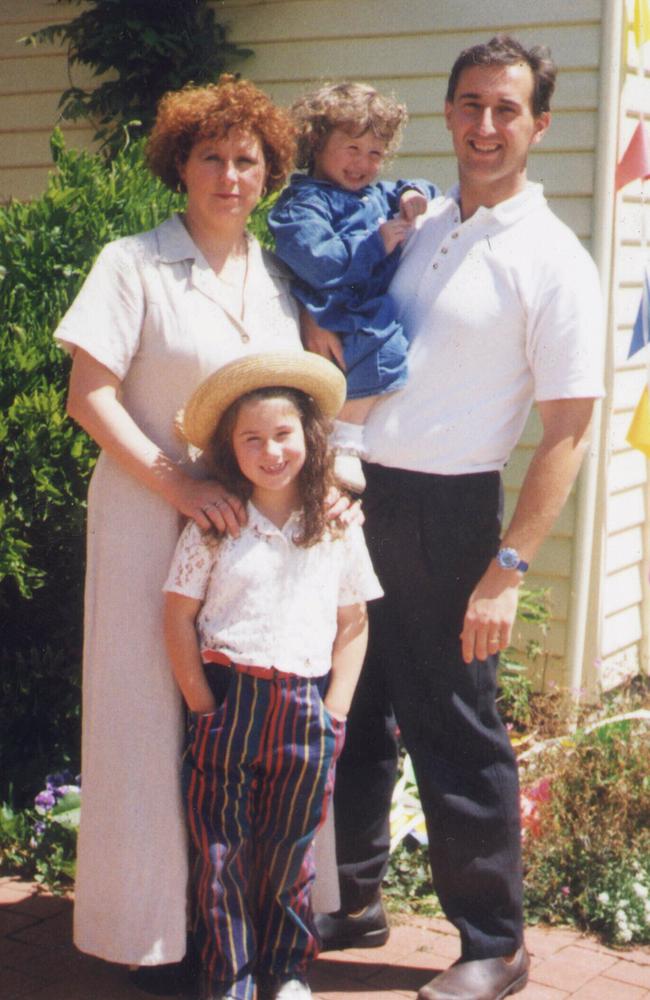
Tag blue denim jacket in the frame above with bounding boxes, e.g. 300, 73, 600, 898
268, 173, 439, 331
269, 173, 439, 398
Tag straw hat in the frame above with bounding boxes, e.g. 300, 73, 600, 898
180, 351, 347, 450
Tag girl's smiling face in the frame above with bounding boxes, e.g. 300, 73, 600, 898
312, 127, 387, 191
232, 396, 306, 501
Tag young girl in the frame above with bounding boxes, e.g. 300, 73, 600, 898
268, 82, 439, 493
163, 351, 383, 1000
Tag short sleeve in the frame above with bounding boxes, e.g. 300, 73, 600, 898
54, 239, 145, 381
527, 237, 605, 401
163, 520, 220, 600
337, 523, 384, 607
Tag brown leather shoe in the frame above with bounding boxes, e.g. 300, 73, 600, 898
417, 945, 530, 1000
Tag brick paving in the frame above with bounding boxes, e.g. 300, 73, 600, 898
2, 877, 649, 999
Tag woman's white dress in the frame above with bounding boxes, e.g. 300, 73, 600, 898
54, 214, 335, 965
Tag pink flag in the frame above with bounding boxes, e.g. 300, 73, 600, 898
616, 121, 650, 190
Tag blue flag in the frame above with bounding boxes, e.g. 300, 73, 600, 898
629, 266, 650, 357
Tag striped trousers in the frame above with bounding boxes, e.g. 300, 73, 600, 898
184, 662, 345, 1000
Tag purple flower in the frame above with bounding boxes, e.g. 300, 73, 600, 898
35, 789, 57, 811
33, 820, 47, 836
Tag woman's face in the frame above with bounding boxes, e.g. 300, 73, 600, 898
178, 128, 267, 231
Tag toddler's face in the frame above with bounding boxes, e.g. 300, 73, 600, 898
312, 127, 386, 191
232, 397, 306, 497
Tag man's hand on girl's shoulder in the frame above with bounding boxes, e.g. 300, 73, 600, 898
325, 487, 364, 527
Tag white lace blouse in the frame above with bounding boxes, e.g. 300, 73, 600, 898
163, 503, 383, 677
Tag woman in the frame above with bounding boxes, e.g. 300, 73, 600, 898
55, 77, 309, 986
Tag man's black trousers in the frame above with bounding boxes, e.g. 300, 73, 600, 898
332, 462, 524, 960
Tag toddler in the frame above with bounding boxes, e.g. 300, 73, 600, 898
269, 81, 439, 492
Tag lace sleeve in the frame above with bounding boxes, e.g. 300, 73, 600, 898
163, 521, 220, 600
337, 523, 384, 607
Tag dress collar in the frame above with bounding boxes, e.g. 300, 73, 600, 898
247, 501, 304, 539
153, 214, 290, 334
154, 212, 289, 279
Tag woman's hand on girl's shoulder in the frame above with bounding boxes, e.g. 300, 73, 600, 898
325, 487, 364, 527
171, 475, 247, 537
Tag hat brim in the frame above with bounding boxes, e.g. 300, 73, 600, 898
180, 351, 347, 450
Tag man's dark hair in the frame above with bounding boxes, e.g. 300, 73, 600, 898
446, 34, 557, 117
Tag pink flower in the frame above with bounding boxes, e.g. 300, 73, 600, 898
520, 778, 552, 840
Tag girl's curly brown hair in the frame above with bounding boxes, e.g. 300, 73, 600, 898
291, 81, 408, 171
208, 387, 341, 547
146, 75, 296, 193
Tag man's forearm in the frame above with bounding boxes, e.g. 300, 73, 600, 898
500, 401, 594, 564
460, 397, 595, 664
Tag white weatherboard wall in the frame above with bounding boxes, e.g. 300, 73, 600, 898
2, 0, 646, 693
0, 1, 97, 202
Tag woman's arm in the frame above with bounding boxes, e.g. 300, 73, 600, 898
163, 592, 216, 714
67, 347, 246, 535
324, 602, 369, 721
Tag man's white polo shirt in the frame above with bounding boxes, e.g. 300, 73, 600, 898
364, 183, 605, 475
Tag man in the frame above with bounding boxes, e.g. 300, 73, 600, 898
308, 35, 604, 1000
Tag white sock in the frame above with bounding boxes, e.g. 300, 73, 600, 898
330, 420, 367, 457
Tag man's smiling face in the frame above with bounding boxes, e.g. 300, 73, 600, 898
444, 61, 550, 208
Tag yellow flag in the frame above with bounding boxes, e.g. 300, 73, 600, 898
633, 0, 650, 48
626, 386, 650, 456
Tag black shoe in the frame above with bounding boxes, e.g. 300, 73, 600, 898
128, 942, 199, 997
128, 963, 188, 996
314, 893, 389, 951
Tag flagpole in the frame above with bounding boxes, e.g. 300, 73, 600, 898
634, 0, 650, 674
569, 0, 622, 704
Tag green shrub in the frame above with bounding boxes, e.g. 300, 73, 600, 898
522, 719, 650, 943
0, 133, 184, 802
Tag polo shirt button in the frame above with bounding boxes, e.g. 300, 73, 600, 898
452, 232, 459, 238
441, 247, 448, 254
432, 262, 439, 269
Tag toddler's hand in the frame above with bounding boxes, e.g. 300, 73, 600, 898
400, 188, 428, 221
379, 216, 412, 254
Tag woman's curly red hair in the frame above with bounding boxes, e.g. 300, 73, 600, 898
146, 75, 296, 193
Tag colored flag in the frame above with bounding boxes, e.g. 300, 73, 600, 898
629, 266, 650, 357
616, 121, 650, 190
632, 0, 650, 48
626, 386, 650, 456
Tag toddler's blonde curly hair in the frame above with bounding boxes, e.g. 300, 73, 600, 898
291, 81, 408, 171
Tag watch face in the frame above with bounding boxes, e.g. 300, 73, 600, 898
498, 547, 519, 569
